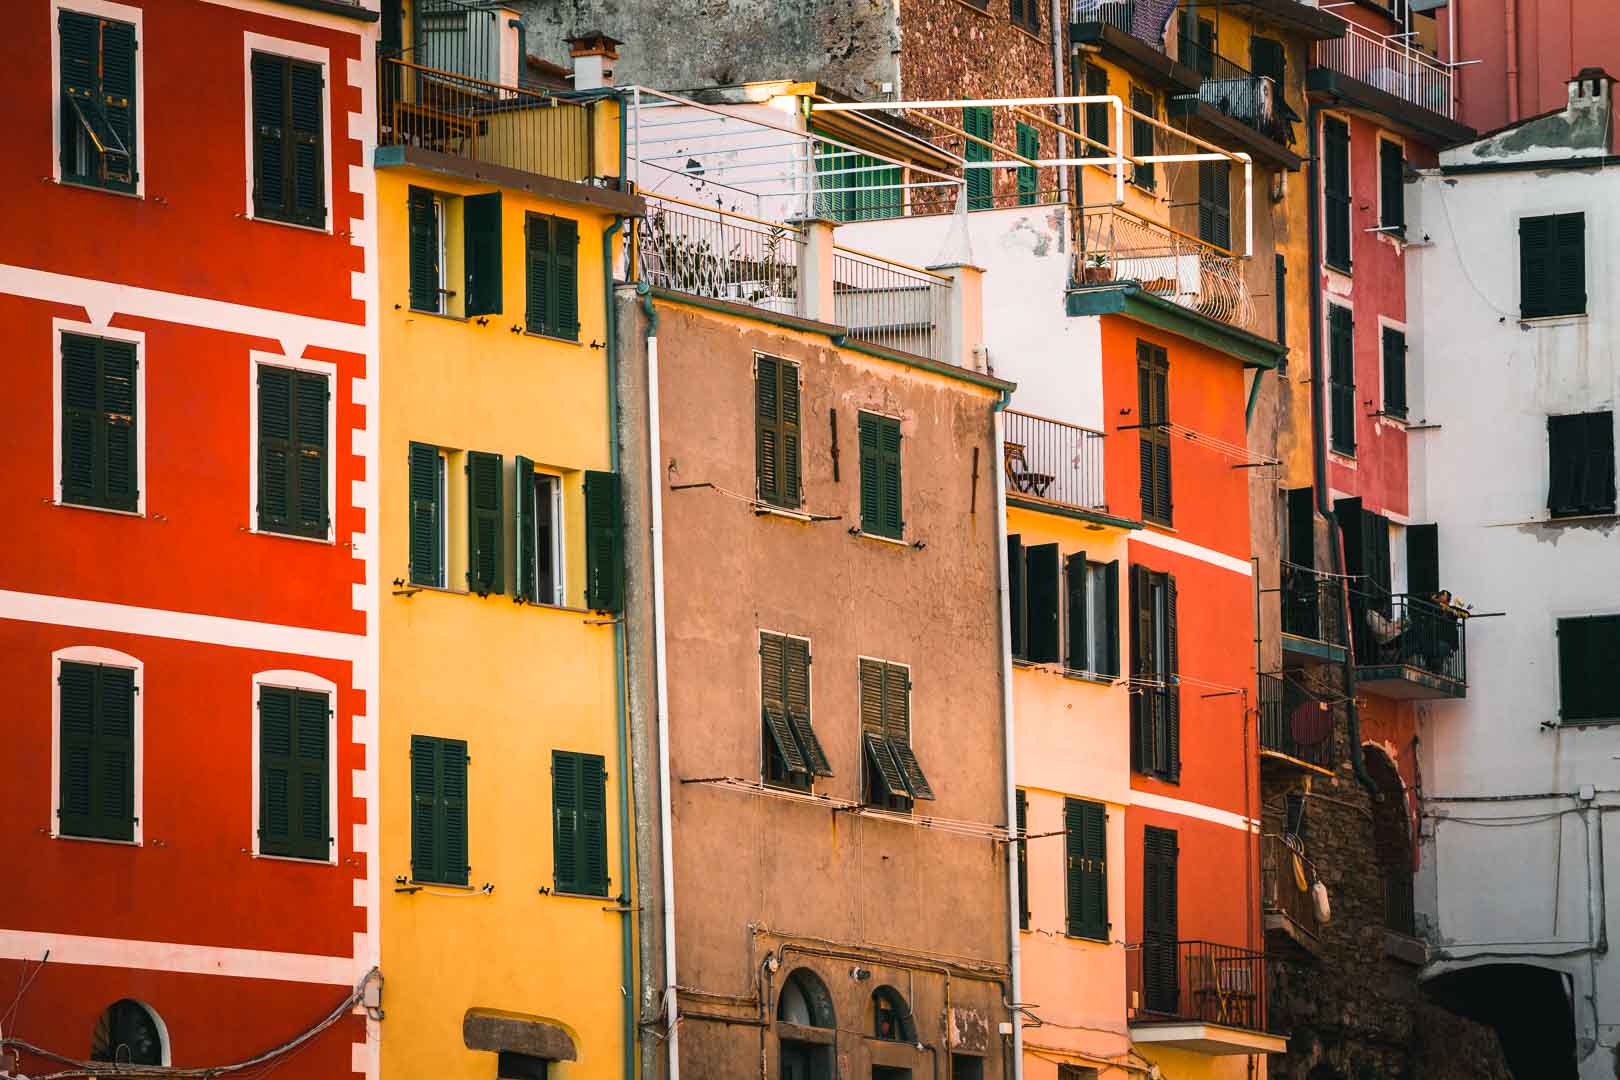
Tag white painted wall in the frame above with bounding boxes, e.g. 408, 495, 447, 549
1407, 160, 1620, 1078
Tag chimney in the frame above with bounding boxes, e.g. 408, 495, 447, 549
1566, 67, 1613, 112
568, 30, 622, 90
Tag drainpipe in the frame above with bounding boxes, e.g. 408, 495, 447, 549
991, 387, 1024, 1080
1244, 367, 1266, 431
1306, 102, 1376, 796
635, 280, 679, 1079
1504, 0, 1520, 123
1051, 0, 1069, 208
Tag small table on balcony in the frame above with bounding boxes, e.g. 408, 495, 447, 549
1005, 442, 1054, 498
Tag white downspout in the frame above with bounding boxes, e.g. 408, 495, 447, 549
646, 325, 680, 1080
993, 401, 1024, 1080
1052, 0, 1069, 207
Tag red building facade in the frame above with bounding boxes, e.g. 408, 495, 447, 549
0, 1, 378, 1076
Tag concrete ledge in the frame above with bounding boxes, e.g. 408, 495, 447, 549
1129, 1020, 1290, 1055
463, 1009, 579, 1062
1384, 931, 1430, 967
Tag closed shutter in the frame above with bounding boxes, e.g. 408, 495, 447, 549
1131, 89, 1156, 190
410, 735, 469, 885
463, 193, 503, 316
1274, 254, 1288, 350
408, 187, 440, 311
1016, 789, 1030, 930
1557, 615, 1620, 723
1137, 343, 1172, 524
1551, 213, 1587, 317
1250, 35, 1286, 87
1142, 826, 1180, 1013
259, 685, 330, 860
61, 333, 138, 511
258, 365, 330, 538
1407, 523, 1439, 597
554, 217, 580, 340
514, 455, 536, 602
293, 372, 329, 536
408, 442, 441, 587
251, 55, 287, 221
288, 60, 324, 225
882, 662, 934, 800
1548, 412, 1617, 517
252, 54, 324, 227
584, 470, 624, 612
1197, 162, 1230, 251
1026, 543, 1061, 664
1016, 123, 1038, 206
964, 107, 993, 210
858, 413, 903, 539
553, 750, 609, 895
756, 355, 801, 507
1008, 534, 1027, 660
1191, 18, 1215, 77
1065, 552, 1089, 672
1328, 306, 1355, 455
1129, 565, 1152, 772
58, 661, 135, 841
1382, 327, 1408, 418
1084, 64, 1109, 150
525, 213, 552, 333
1163, 574, 1181, 782
1323, 117, 1351, 270
783, 635, 831, 775
1065, 798, 1108, 940
1102, 560, 1120, 677
1379, 140, 1404, 232
466, 451, 504, 594
760, 632, 808, 777
59, 12, 137, 191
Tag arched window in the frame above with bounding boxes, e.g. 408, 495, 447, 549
778, 969, 835, 1080
91, 1000, 166, 1065
777, 968, 834, 1028
1364, 746, 1415, 936
871, 986, 915, 1042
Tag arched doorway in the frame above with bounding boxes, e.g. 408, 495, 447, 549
1363, 746, 1414, 935
1424, 963, 1576, 1080
777, 968, 835, 1080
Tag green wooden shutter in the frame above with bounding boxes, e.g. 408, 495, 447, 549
1065, 798, 1108, 939
760, 633, 808, 777
408, 442, 441, 587
408, 187, 440, 312
1163, 574, 1181, 782
1065, 552, 1088, 672
288, 60, 325, 226
259, 686, 295, 854
1026, 543, 1061, 664
514, 455, 535, 602
1142, 826, 1179, 1012
553, 750, 608, 895
780, 360, 801, 506
293, 689, 334, 859
858, 412, 902, 539
464, 193, 503, 316
1084, 64, 1109, 149
1323, 117, 1351, 271
1152, 361, 1171, 523
99, 19, 136, 188
1129, 566, 1151, 772
756, 354, 782, 505
783, 636, 831, 775
251, 54, 287, 221
61, 333, 99, 506
1379, 139, 1404, 232
1553, 212, 1587, 317
466, 451, 504, 595
964, 106, 993, 210
411, 735, 468, 885
101, 339, 138, 510
1328, 306, 1355, 455
442, 738, 469, 885
1407, 523, 1439, 597
1382, 326, 1408, 418
1198, 162, 1230, 251
1008, 534, 1027, 660
292, 371, 329, 537
581, 752, 608, 894
554, 217, 580, 340
1275, 254, 1288, 350
1131, 89, 1155, 190
1016, 789, 1030, 930
860, 659, 907, 798
884, 662, 933, 800
258, 365, 293, 532
61, 334, 137, 512
1558, 615, 1620, 723
525, 213, 551, 332
1103, 560, 1120, 677
1584, 412, 1617, 513
59, 13, 136, 191
1016, 123, 1038, 206
1523, 212, 1587, 318
58, 662, 134, 842
260, 686, 330, 860
1137, 357, 1155, 519
583, 470, 624, 612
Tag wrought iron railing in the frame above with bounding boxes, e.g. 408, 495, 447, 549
1258, 673, 1334, 768
1127, 939, 1271, 1033
1262, 833, 1320, 938
832, 247, 952, 363
1003, 410, 1107, 512
1385, 871, 1417, 935
1281, 564, 1346, 646
635, 196, 802, 315
1350, 591, 1467, 688
1073, 207, 1256, 331
1177, 34, 1290, 144
1070, 0, 1170, 51
1313, 19, 1454, 119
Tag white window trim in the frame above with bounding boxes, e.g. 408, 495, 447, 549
250, 669, 339, 864
51, 0, 146, 198
52, 317, 147, 517
435, 449, 449, 589
759, 628, 814, 788
247, 349, 338, 544
241, 33, 335, 234
50, 645, 144, 845
533, 470, 566, 606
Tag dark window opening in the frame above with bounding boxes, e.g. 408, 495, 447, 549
91, 1000, 162, 1065
1130, 567, 1180, 781
1382, 325, 1408, 419
1327, 305, 1355, 456
1137, 343, 1172, 524
58, 11, 137, 193
1520, 212, 1585, 319
1547, 411, 1614, 518
1379, 139, 1405, 234
1131, 89, 1156, 190
1558, 614, 1620, 724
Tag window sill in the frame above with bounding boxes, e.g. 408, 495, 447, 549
1327, 449, 1357, 465
1553, 717, 1620, 729
946, 0, 992, 17
251, 526, 336, 545
523, 329, 584, 346
55, 177, 142, 200
253, 849, 338, 866
549, 888, 612, 901
56, 499, 144, 518
1323, 262, 1352, 278
404, 878, 475, 890
855, 531, 909, 547
1518, 312, 1589, 325
407, 306, 466, 322
1011, 22, 1046, 44
1063, 669, 1120, 686
251, 212, 332, 235
1064, 930, 1111, 944
1142, 518, 1176, 533
52, 831, 139, 847
755, 503, 814, 523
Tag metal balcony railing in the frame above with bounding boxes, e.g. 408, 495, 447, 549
1258, 673, 1334, 769
1177, 34, 1290, 144
1070, 0, 1170, 52
1262, 833, 1320, 939
1074, 207, 1256, 332
1312, 18, 1455, 119
1350, 591, 1467, 688
378, 0, 597, 184
635, 196, 802, 315
1003, 411, 1108, 512
832, 247, 952, 363
1127, 939, 1272, 1033
1385, 871, 1417, 935
1281, 564, 1346, 646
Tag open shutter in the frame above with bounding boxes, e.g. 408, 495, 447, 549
554, 217, 580, 340
1152, 363, 1171, 522
464, 193, 503, 316
1585, 412, 1617, 513
1554, 212, 1586, 317
1008, 534, 1027, 660
1323, 117, 1351, 270
98, 19, 136, 187
1065, 552, 1088, 672
783, 636, 831, 775
525, 213, 551, 332
1382, 327, 1408, 418
251, 54, 287, 220
259, 686, 295, 854
879, 416, 903, 538
288, 60, 325, 226
1131, 89, 1155, 189
756, 354, 781, 504
514, 455, 535, 602
964, 106, 992, 210
257, 366, 293, 532
884, 663, 933, 800
760, 633, 808, 777
584, 470, 624, 612
581, 753, 608, 895
408, 188, 440, 311
466, 451, 504, 595
780, 361, 801, 506
860, 659, 908, 798
410, 735, 438, 881
408, 443, 441, 586
1026, 543, 1061, 664
1016, 790, 1030, 930
58, 12, 100, 181
1084, 64, 1109, 148
1407, 523, 1439, 597
1197, 163, 1230, 251
1138, 361, 1156, 519
1379, 140, 1404, 232
292, 372, 329, 537
1329, 306, 1356, 454
1103, 560, 1121, 677
1164, 575, 1181, 782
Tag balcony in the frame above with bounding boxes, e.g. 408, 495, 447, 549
1350, 592, 1467, 699
1258, 673, 1334, 773
1312, 20, 1453, 120
1069, 1, 1200, 93
1126, 940, 1287, 1054
1262, 834, 1321, 958
1176, 34, 1291, 147
1003, 411, 1108, 516
1280, 564, 1347, 661
636, 196, 803, 316
1072, 207, 1256, 333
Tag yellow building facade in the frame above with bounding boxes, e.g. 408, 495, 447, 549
374, 85, 641, 1078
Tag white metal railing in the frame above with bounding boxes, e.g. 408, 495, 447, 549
1073, 207, 1256, 332
1313, 19, 1454, 119
1003, 411, 1107, 511
832, 246, 952, 362
635, 196, 802, 315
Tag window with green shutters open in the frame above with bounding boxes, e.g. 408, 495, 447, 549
1327, 305, 1355, 456
251, 52, 325, 229
58, 660, 136, 842
1381, 326, 1408, 419
60, 332, 138, 513
1323, 116, 1351, 272
1130, 88, 1156, 190
1547, 411, 1616, 518
1557, 615, 1620, 725
408, 188, 503, 318
860, 658, 933, 811
410, 734, 468, 885
257, 364, 330, 539
1130, 567, 1180, 782
517, 458, 565, 607
58, 9, 137, 193
1016, 123, 1039, 206
525, 212, 580, 340
1016, 789, 1030, 930
756, 354, 802, 509
552, 749, 609, 896
1137, 343, 1171, 525
760, 632, 832, 791
1520, 212, 1586, 319
858, 412, 904, 539
1064, 798, 1108, 940
963, 106, 993, 211
1006, 535, 1120, 677
257, 684, 330, 861
1378, 138, 1405, 235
